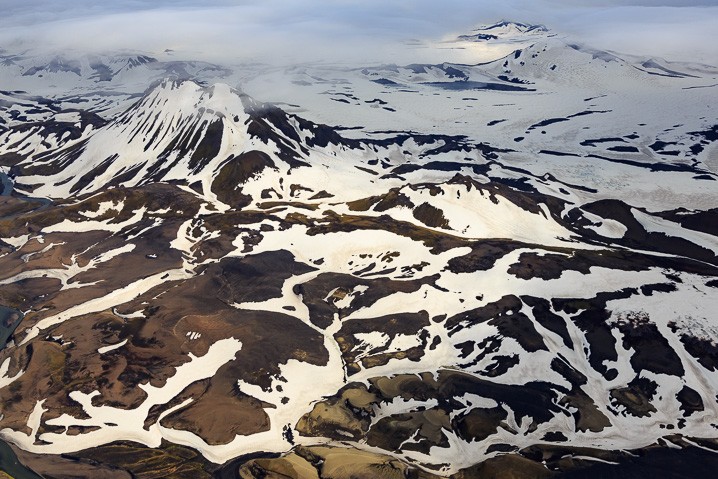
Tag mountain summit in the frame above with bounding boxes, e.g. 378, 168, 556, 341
458, 20, 552, 42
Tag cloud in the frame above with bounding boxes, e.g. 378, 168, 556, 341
1, 0, 716, 66
555, 6, 718, 64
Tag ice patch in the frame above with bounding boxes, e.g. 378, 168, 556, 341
97, 339, 128, 355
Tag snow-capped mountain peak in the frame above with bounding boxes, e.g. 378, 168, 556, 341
121, 79, 248, 124
458, 20, 552, 42
4, 79, 260, 198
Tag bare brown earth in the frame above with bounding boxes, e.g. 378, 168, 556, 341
10, 441, 132, 479
0, 185, 328, 444
9, 439, 718, 479
297, 370, 581, 453
2, 75, 718, 479
232, 440, 718, 479
1, 175, 717, 476
69, 441, 215, 479
237, 446, 442, 479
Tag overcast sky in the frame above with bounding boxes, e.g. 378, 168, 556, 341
1, 1, 717, 65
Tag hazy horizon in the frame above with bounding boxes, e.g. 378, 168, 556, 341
1, 1, 717, 66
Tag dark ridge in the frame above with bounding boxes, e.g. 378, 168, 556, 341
440, 372, 564, 425
372, 78, 399, 86
0, 109, 105, 160
188, 119, 224, 172
145, 152, 182, 184
447, 172, 571, 219
636, 59, 697, 78
550, 355, 587, 387
413, 202, 449, 229
153, 116, 206, 168
567, 44, 622, 62
656, 208, 718, 237
241, 97, 311, 168
582, 199, 718, 267
108, 161, 147, 189
127, 101, 165, 144
12, 140, 88, 177
542, 431, 569, 442
23, 57, 82, 76
649, 140, 678, 152
610, 375, 658, 417
213, 252, 316, 305
336, 311, 430, 372
446, 240, 523, 274
423, 81, 533, 92
559, 446, 718, 479
292, 113, 361, 151
446, 295, 547, 352
70, 154, 119, 194
454, 404, 508, 443
213, 451, 282, 479
581, 137, 627, 147
540, 172, 598, 193
458, 33, 498, 41
522, 296, 573, 349
683, 83, 718, 90
404, 64, 429, 74
567, 110, 612, 118
640, 283, 677, 296
539, 150, 580, 157
418, 138, 474, 157
676, 385, 704, 417
88, 59, 114, 82
553, 289, 639, 377
126, 55, 157, 68
675, 332, 718, 372
211, 151, 276, 208
586, 154, 706, 174
299, 272, 436, 329
492, 176, 536, 192
368, 188, 415, 212
328, 92, 360, 100
528, 117, 569, 130
142, 114, 168, 151
607, 145, 639, 153
487, 444, 518, 453
482, 355, 520, 377
498, 75, 531, 84
689, 124, 718, 143
442, 65, 469, 79
354, 165, 378, 175
615, 311, 684, 376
